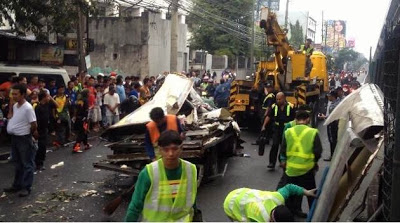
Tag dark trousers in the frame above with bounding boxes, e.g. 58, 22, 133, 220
11, 135, 36, 191
278, 170, 316, 212
35, 131, 47, 167
55, 119, 69, 144
269, 126, 284, 165
327, 121, 339, 157
75, 119, 88, 145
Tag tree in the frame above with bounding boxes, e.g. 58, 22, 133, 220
0, 0, 100, 41
334, 48, 359, 71
188, 0, 254, 58
289, 20, 304, 50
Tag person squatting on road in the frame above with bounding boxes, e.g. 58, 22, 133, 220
145, 107, 184, 161
4, 84, 38, 197
125, 130, 198, 222
223, 184, 316, 222
278, 109, 322, 217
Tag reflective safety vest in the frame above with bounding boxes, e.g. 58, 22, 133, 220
146, 115, 178, 157
300, 45, 314, 56
262, 93, 275, 109
284, 125, 318, 177
271, 102, 293, 126
223, 188, 285, 222
142, 159, 197, 222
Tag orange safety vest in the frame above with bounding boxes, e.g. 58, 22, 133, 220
146, 115, 179, 145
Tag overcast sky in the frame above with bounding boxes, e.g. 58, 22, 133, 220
279, 0, 391, 57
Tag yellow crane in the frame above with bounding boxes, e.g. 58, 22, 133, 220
229, 7, 329, 127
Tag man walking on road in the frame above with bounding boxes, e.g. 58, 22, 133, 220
261, 92, 295, 170
5, 84, 38, 197
145, 107, 184, 161
125, 130, 197, 222
223, 184, 316, 222
279, 109, 322, 217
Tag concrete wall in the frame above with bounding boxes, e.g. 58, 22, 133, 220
89, 12, 189, 78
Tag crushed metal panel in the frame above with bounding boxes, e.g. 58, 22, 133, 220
109, 74, 194, 129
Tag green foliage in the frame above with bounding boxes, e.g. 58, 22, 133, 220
0, 0, 100, 40
289, 20, 304, 50
188, 0, 254, 57
326, 54, 335, 72
334, 48, 360, 71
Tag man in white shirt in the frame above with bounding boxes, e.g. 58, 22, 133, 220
5, 84, 38, 197
103, 84, 120, 126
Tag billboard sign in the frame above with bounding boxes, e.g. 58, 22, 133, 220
40, 46, 64, 65
325, 20, 347, 51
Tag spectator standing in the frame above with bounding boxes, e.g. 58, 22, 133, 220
5, 84, 38, 197
27, 76, 40, 92
86, 76, 96, 130
65, 81, 77, 121
53, 85, 70, 147
139, 78, 152, 105
214, 79, 231, 108
104, 84, 120, 126
72, 89, 91, 153
92, 84, 103, 132
48, 79, 57, 97
34, 91, 51, 172
116, 76, 126, 102
129, 82, 141, 98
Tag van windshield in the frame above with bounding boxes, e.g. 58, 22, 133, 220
19, 73, 66, 89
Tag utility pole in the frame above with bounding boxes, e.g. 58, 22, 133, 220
170, 0, 179, 73
321, 11, 324, 47
250, 0, 256, 73
77, 0, 86, 72
284, 0, 290, 30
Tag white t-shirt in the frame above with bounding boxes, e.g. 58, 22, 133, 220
104, 93, 120, 116
7, 101, 37, 136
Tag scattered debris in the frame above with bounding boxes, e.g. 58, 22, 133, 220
77, 209, 83, 212
94, 169, 101, 172
1, 192, 6, 198
46, 150, 53, 153
60, 207, 65, 211
242, 153, 251, 158
96, 155, 102, 158
23, 205, 33, 209
29, 205, 58, 218
104, 190, 115, 195
49, 190, 79, 202
120, 165, 128, 169
50, 161, 64, 169
80, 190, 98, 197
0, 215, 5, 218
35, 200, 46, 204
119, 174, 130, 177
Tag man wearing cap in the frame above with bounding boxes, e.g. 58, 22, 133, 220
300, 39, 314, 77
261, 92, 295, 170
279, 109, 322, 217
318, 89, 340, 161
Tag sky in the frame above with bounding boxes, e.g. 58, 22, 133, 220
278, 0, 391, 57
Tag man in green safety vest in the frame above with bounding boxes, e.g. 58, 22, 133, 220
223, 184, 316, 222
261, 92, 295, 170
125, 130, 197, 222
300, 38, 314, 77
283, 105, 312, 133
279, 109, 322, 218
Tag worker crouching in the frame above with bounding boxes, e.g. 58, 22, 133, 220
223, 184, 316, 222
125, 130, 198, 221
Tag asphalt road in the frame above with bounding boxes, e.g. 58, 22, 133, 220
0, 120, 332, 222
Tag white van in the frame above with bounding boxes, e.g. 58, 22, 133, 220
0, 63, 70, 87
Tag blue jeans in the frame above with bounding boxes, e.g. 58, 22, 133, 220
11, 135, 36, 191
